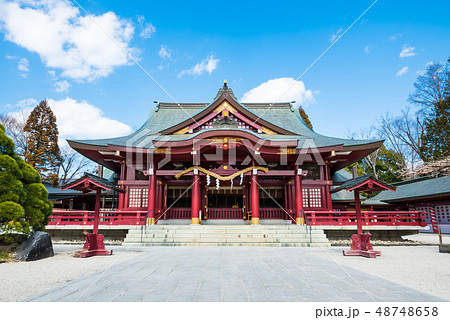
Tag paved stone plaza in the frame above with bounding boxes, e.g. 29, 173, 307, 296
24, 246, 445, 302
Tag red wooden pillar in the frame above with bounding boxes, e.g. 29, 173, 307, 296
324, 163, 333, 210
243, 183, 248, 220
287, 182, 294, 219
147, 171, 156, 225
118, 190, 125, 210
251, 170, 259, 224
191, 171, 200, 224
294, 166, 304, 224
163, 183, 168, 219
284, 184, 288, 220
156, 180, 163, 219
93, 188, 101, 234
202, 184, 208, 220
354, 190, 363, 234
118, 163, 126, 209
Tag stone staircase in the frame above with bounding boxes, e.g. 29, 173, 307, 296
122, 225, 330, 247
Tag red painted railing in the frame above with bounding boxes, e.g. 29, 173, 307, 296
48, 209, 427, 227
48, 210, 146, 226
165, 208, 191, 219
207, 208, 243, 219
305, 211, 427, 227
260, 208, 286, 219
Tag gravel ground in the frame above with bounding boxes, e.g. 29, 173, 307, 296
1, 242, 449, 302
0, 244, 145, 302
309, 245, 450, 301
403, 232, 450, 244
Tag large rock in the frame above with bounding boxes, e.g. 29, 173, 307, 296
14, 231, 54, 261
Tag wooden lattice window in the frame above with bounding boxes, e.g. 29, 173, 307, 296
436, 205, 450, 223
302, 188, 322, 208
128, 188, 148, 208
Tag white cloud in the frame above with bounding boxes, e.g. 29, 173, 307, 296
240, 78, 315, 107
399, 45, 416, 58
178, 54, 219, 78
396, 66, 408, 76
17, 57, 29, 72
364, 46, 370, 53
54, 80, 71, 93
158, 45, 171, 60
48, 98, 132, 140
137, 15, 155, 39
0, 0, 138, 81
329, 28, 342, 43
15, 98, 37, 109
388, 33, 403, 41
8, 97, 132, 145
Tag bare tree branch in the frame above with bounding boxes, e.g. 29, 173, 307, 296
58, 147, 96, 186
408, 60, 449, 111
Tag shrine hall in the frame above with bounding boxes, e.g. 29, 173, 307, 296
65, 81, 394, 227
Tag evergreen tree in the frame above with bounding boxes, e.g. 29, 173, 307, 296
299, 107, 313, 130
346, 146, 403, 184
0, 124, 52, 243
23, 100, 62, 186
420, 97, 450, 161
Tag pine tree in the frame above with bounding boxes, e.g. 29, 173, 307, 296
420, 96, 450, 161
23, 100, 62, 186
299, 107, 313, 130
0, 124, 52, 243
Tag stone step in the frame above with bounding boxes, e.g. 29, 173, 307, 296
127, 227, 324, 234
123, 237, 329, 244
133, 225, 314, 230
125, 233, 327, 240
126, 230, 326, 237
123, 242, 325, 247
123, 234, 329, 241
122, 224, 330, 247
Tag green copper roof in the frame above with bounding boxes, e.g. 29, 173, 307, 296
331, 169, 353, 184
368, 175, 450, 203
71, 101, 381, 149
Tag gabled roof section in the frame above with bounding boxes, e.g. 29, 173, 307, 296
61, 173, 125, 193
159, 81, 296, 136
330, 174, 396, 194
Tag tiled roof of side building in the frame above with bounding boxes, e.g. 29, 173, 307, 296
331, 169, 353, 184
368, 175, 450, 203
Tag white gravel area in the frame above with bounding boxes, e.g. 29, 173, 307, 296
2, 243, 449, 302
0, 244, 146, 302
309, 245, 450, 301
402, 232, 450, 244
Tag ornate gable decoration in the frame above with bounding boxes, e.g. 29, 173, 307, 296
173, 100, 278, 135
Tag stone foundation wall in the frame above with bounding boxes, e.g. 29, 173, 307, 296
324, 229, 419, 241
47, 229, 129, 242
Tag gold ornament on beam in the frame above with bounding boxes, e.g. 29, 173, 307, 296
175, 166, 269, 180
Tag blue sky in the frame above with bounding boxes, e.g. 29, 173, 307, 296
0, 0, 449, 144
